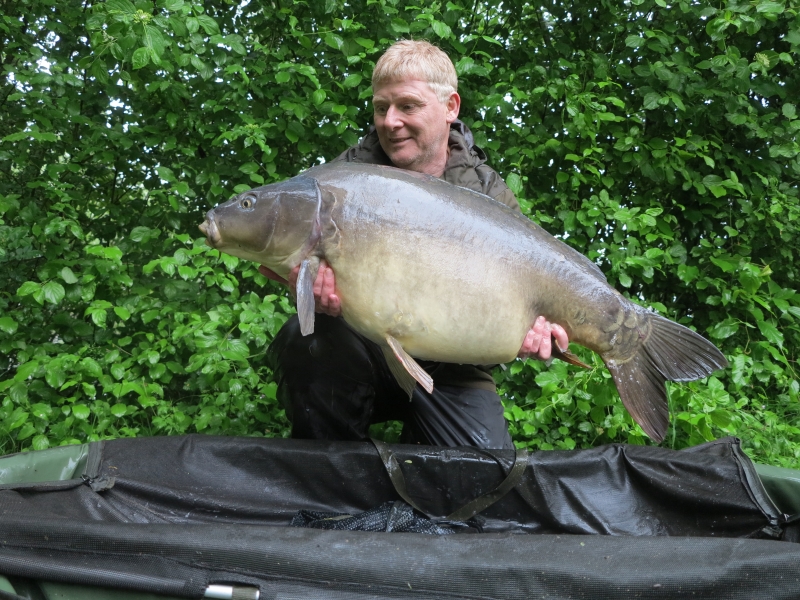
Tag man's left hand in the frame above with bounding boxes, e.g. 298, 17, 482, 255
518, 316, 569, 361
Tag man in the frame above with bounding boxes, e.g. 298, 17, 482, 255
261, 40, 568, 449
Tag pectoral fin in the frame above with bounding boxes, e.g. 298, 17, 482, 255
297, 258, 319, 336
551, 346, 592, 369
381, 335, 434, 398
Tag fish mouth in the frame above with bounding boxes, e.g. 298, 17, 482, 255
199, 214, 222, 247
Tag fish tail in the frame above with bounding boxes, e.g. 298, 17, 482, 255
603, 313, 728, 443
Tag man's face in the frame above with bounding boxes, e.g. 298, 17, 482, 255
372, 78, 460, 176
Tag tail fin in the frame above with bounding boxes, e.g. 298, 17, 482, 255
604, 314, 728, 443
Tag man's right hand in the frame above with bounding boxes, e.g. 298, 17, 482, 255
517, 316, 569, 362
259, 261, 342, 317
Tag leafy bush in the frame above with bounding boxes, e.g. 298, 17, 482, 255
1, 0, 798, 466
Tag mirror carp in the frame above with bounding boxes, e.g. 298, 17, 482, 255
199, 162, 728, 442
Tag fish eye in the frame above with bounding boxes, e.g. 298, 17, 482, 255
240, 196, 255, 210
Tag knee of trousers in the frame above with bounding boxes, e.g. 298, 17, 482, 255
267, 314, 377, 389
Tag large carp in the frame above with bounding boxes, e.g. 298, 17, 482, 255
199, 162, 727, 442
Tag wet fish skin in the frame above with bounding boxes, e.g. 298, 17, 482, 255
199, 162, 728, 442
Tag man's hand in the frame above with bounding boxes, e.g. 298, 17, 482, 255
258, 261, 342, 317
518, 315, 569, 361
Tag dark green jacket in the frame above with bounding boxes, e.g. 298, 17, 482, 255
334, 120, 518, 392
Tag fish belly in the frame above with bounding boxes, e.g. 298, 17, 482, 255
330, 229, 534, 365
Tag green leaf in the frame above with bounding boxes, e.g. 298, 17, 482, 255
81, 358, 103, 378
60, 267, 78, 284
106, 0, 137, 13
90, 309, 108, 328
17, 423, 36, 441
17, 281, 42, 297
738, 269, 762, 294
324, 33, 344, 50
390, 18, 410, 34
343, 73, 363, 89
506, 173, 523, 196
110, 363, 126, 380
708, 185, 726, 198
196, 14, 220, 35
45, 365, 66, 389
756, 1, 784, 14
625, 35, 644, 48
6, 408, 28, 430
706, 17, 730, 40
238, 162, 260, 174
132, 47, 150, 70
431, 21, 452, 38
130, 226, 153, 242
642, 92, 661, 110
114, 306, 131, 321
87, 245, 123, 261
8, 383, 28, 404
72, 404, 91, 420
185, 16, 199, 34
156, 166, 176, 181
312, 89, 326, 105
42, 281, 65, 305
31, 435, 50, 451
14, 360, 40, 382
783, 103, 796, 119
0, 317, 18, 335
709, 409, 733, 429
710, 256, 739, 273
757, 320, 783, 346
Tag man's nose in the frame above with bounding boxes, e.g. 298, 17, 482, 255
384, 106, 403, 129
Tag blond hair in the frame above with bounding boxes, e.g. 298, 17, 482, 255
372, 40, 458, 103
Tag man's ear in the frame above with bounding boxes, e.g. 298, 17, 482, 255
445, 92, 461, 123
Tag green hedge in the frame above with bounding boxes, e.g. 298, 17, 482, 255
1, 0, 798, 466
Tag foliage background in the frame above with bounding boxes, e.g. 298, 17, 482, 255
1, 0, 799, 466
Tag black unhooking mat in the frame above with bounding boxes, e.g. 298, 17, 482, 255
0, 435, 798, 599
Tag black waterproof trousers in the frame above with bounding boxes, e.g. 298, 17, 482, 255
267, 314, 513, 449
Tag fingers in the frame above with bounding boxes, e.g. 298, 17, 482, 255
312, 260, 327, 299
283, 260, 341, 316
517, 316, 570, 361
325, 293, 342, 317
551, 323, 569, 353
313, 260, 342, 317
521, 327, 536, 356
536, 318, 553, 360
518, 316, 549, 359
